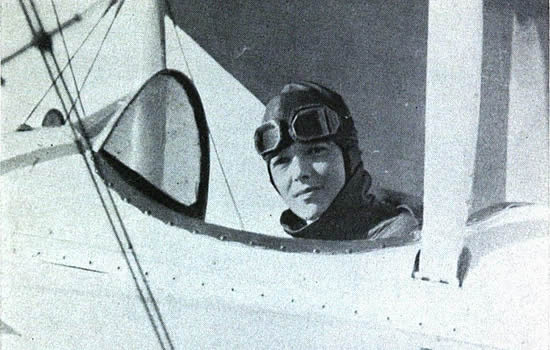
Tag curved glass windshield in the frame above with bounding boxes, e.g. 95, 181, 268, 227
103, 73, 202, 206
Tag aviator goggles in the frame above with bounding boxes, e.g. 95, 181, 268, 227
254, 105, 342, 157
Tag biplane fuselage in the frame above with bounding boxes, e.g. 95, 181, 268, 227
1, 120, 548, 348
1, 0, 549, 349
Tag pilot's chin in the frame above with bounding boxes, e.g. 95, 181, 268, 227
293, 204, 322, 222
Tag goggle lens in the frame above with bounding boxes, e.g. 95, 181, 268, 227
291, 107, 340, 141
254, 121, 281, 156
254, 106, 342, 156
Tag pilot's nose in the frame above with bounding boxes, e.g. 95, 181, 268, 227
290, 155, 313, 182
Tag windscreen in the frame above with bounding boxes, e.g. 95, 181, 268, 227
102, 73, 202, 206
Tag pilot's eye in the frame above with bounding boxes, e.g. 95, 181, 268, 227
309, 145, 328, 156
271, 156, 291, 167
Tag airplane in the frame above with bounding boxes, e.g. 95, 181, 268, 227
1, 0, 548, 349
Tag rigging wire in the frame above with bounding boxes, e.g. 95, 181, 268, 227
27, 0, 79, 117
19, 0, 117, 125
210, 133, 246, 230
60, 0, 125, 123
50, 0, 87, 117
168, 17, 194, 82
164, 0, 246, 231
48, 0, 174, 348
18, 0, 70, 117
162, 1, 193, 81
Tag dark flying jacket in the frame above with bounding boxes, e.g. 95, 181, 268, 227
280, 167, 420, 241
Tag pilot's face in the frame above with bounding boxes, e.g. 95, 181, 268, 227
269, 140, 346, 222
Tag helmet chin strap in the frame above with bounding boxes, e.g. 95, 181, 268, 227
267, 161, 279, 194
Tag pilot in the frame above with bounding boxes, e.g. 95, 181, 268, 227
254, 81, 419, 240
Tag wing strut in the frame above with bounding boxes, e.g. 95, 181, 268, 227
415, 0, 483, 285
128, 0, 167, 188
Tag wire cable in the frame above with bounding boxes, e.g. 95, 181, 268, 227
18, 0, 70, 117
164, 0, 246, 231
167, 13, 194, 82
27, 0, 79, 119
210, 133, 246, 230
162, 2, 184, 77
50, 0, 87, 117
46, 0, 174, 348
61, 0, 124, 123
19, 0, 117, 125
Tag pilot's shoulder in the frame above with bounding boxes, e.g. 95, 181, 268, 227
372, 187, 424, 219
367, 206, 420, 240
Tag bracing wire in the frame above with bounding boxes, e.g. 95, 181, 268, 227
18, 0, 70, 117
169, 17, 194, 82
20, 0, 117, 125
48, 1, 174, 348
0, 0, 109, 66
164, 0, 246, 231
209, 133, 246, 230
50, 0, 87, 117
27, 0, 78, 117
162, 1, 193, 81
61, 0, 125, 124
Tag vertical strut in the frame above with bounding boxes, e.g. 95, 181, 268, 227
418, 0, 483, 284
129, 0, 167, 188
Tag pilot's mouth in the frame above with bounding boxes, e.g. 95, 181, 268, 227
294, 186, 321, 197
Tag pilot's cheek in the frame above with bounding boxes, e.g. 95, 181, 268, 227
274, 168, 293, 199
311, 161, 329, 177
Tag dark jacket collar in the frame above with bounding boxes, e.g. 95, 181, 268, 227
280, 166, 398, 240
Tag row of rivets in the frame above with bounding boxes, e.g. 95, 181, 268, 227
48, 198, 388, 256
44, 257, 458, 325
36, 250, 461, 332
